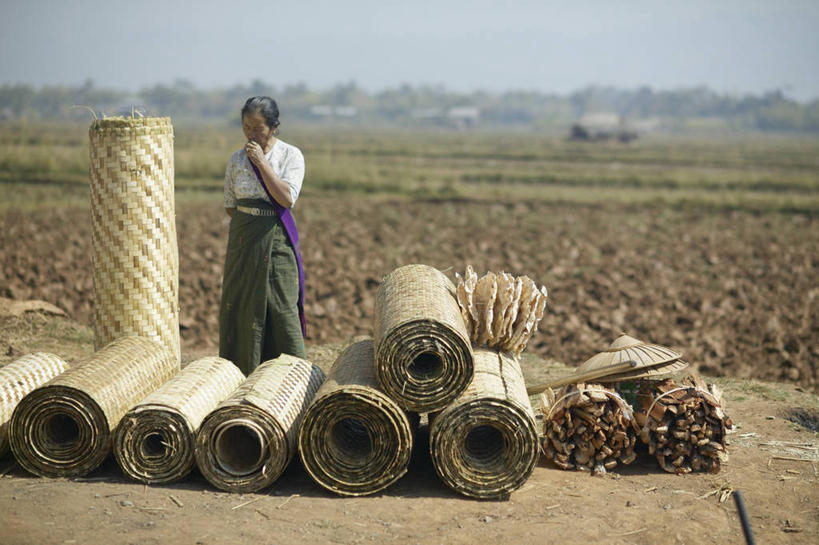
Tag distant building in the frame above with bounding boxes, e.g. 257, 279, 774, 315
309, 105, 334, 116
579, 112, 621, 129
309, 105, 358, 118
447, 107, 480, 129
410, 106, 479, 128
334, 106, 358, 117
410, 108, 444, 119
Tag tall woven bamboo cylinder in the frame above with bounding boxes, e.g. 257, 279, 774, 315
113, 356, 245, 484
9, 336, 177, 477
299, 339, 417, 496
373, 264, 473, 413
1, 353, 69, 457
195, 354, 325, 493
429, 349, 538, 500
89, 117, 180, 362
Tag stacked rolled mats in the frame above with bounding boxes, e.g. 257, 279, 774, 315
114, 357, 244, 484
365, 264, 543, 498
88, 116, 180, 362
196, 354, 325, 493
373, 264, 473, 413
429, 348, 539, 500
1, 353, 69, 457
299, 338, 417, 496
10, 336, 177, 477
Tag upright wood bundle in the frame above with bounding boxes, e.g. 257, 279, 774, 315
373, 264, 473, 412
455, 266, 548, 356
89, 117, 180, 362
634, 376, 732, 474
195, 355, 325, 493
10, 336, 177, 477
113, 356, 245, 484
299, 339, 416, 496
429, 349, 538, 499
0, 353, 69, 457
541, 383, 637, 473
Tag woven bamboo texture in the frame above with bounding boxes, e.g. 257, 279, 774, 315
89, 117, 180, 362
429, 348, 538, 499
195, 354, 325, 493
1, 353, 69, 457
299, 339, 416, 496
9, 336, 177, 477
113, 356, 245, 484
373, 264, 473, 413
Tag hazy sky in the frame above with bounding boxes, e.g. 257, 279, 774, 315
2, 0, 818, 100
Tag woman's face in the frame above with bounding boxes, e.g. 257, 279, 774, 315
242, 111, 274, 145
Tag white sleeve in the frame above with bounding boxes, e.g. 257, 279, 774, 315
223, 153, 237, 208
280, 147, 305, 206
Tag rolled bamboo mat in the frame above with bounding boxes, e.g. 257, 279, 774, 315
113, 356, 245, 484
373, 264, 473, 413
195, 354, 325, 493
9, 336, 177, 477
1, 353, 69, 457
429, 349, 538, 499
89, 117, 180, 362
299, 339, 416, 496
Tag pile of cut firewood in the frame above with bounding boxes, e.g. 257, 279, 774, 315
540, 383, 638, 473
633, 376, 732, 474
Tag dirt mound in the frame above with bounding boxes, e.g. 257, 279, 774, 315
0, 197, 816, 392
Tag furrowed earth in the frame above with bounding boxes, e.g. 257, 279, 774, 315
2, 196, 817, 391
1, 196, 817, 544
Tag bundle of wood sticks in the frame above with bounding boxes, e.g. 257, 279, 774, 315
541, 383, 638, 473
633, 376, 732, 474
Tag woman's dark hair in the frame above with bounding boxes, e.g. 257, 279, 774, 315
241, 96, 280, 129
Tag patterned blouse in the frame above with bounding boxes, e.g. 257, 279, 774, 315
223, 138, 305, 208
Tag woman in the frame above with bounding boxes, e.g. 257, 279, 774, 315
219, 96, 306, 375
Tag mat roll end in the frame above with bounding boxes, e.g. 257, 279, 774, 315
9, 336, 177, 478
374, 264, 474, 413
299, 339, 416, 496
195, 355, 325, 493
429, 349, 538, 499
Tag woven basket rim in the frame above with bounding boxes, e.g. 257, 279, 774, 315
89, 117, 172, 129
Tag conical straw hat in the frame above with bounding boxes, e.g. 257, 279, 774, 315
577, 334, 682, 374
525, 335, 686, 394
596, 358, 689, 383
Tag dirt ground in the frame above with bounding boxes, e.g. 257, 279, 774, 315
1, 197, 818, 544
1, 312, 818, 545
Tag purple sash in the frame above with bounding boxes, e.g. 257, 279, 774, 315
249, 161, 307, 338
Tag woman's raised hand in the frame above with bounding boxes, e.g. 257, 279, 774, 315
244, 141, 265, 165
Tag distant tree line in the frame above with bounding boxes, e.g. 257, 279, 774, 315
1, 78, 818, 132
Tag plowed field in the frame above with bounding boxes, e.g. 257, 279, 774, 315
1, 196, 816, 392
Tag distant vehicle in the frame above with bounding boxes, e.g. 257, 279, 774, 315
569, 113, 638, 143
569, 123, 638, 143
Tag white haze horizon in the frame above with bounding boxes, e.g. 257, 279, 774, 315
1, 0, 818, 102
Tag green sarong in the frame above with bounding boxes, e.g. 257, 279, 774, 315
219, 199, 306, 375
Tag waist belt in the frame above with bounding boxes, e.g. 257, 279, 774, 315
237, 205, 277, 217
